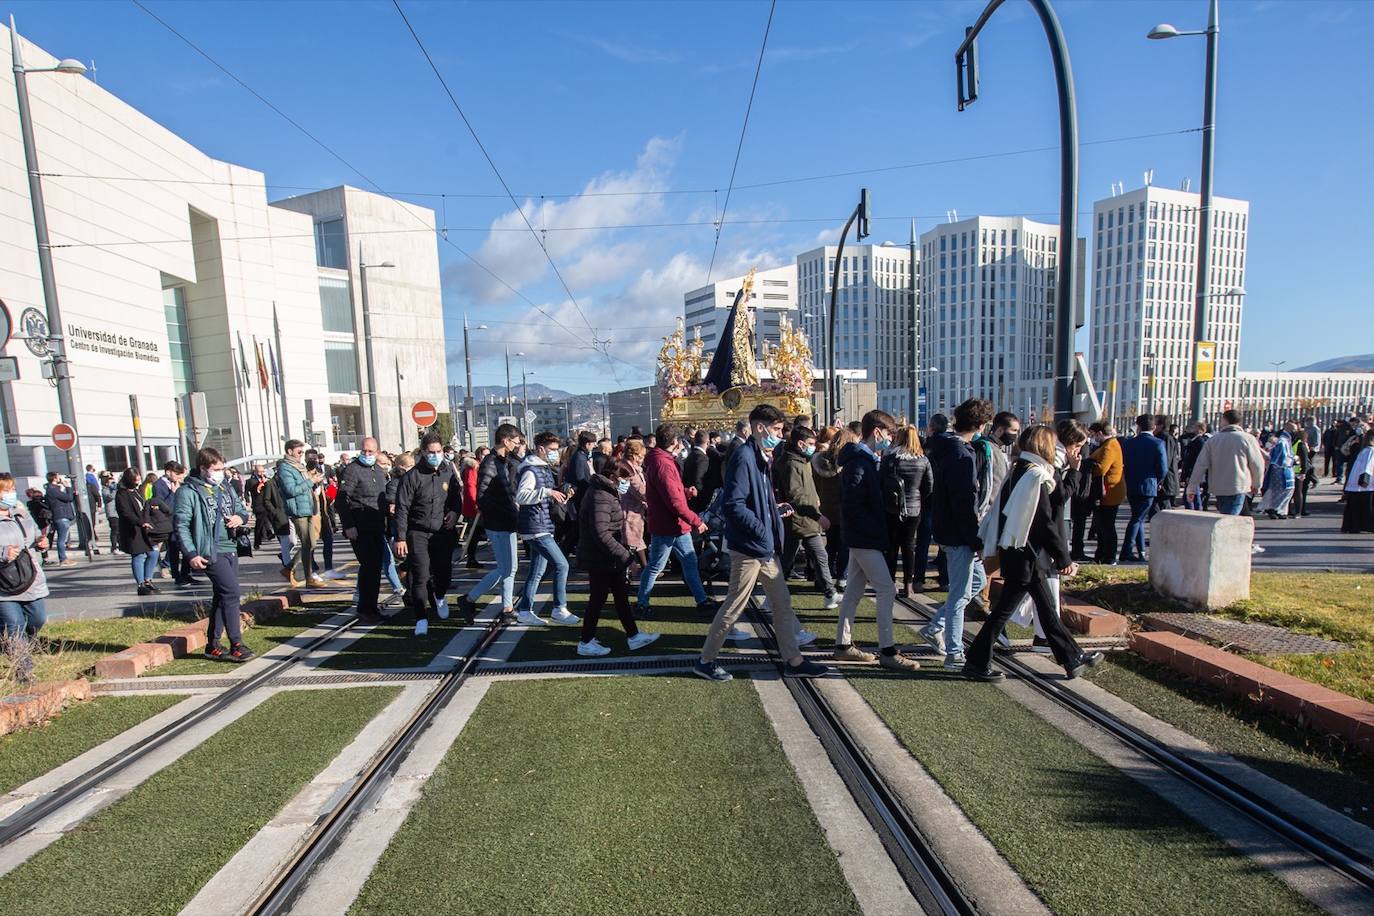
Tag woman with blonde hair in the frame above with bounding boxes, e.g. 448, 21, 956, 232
880, 425, 932, 597
963, 425, 1103, 681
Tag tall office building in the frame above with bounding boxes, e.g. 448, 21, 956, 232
1088, 184, 1249, 421
917, 216, 1059, 418
797, 239, 917, 416
682, 264, 797, 361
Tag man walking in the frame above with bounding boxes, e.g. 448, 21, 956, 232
1187, 410, 1265, 548
513, 431, 581, 627
336, 437, 390, 626
773, 424, 838, 609
1153, 414, 1182, 513
276, 440, 324, 588
247, 462, 274, 549
458, 425, 523, 624
174, 448, 254, 662
1118, 415, 1167, 563
693, 404, 826, 682
396, 433, 464, 636
1180, 422, 1211, 511
637, 424, 716, 616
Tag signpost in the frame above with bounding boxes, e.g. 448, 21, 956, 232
51, 422, 76, 451
411, 400, 437, 429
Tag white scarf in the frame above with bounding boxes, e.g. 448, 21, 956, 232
978, 452, 1056, 556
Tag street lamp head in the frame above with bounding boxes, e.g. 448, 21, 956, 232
377, 261, 395, 269
1226, 286, 1246, 297
1147, 23, 1180, 39
54, 58, 88, 74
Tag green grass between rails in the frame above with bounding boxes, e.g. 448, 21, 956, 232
0, 686, 400, 916
317, 612, 468, 670
507, 586, 726, 662
1, 616, 186, 697
848, 669, 1318, 916
0, 694, 186, 795
149, 610, 337, 676
1091, 653, 1374, 827
351, 677, 860, 916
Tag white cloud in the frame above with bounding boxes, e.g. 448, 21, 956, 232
582, 37, 684, 65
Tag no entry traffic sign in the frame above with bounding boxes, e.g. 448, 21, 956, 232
52, 422, 77, 451
411, 400, 438, 428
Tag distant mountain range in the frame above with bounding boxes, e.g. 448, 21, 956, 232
1293, 354, 1374, 373
450, 383, 578, 403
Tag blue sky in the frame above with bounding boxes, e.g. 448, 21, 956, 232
10, 0, 1373, 394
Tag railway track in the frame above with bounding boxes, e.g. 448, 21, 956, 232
893, 592, 1374, 897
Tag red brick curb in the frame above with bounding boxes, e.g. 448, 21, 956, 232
1131, 630, 1374, 754
987, 579, 1130, 637
0, 678, 92, 737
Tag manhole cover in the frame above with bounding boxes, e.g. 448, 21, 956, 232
1143, 613, 1350, 655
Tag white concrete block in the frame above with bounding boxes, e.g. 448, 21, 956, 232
1148, 509, 1252, 608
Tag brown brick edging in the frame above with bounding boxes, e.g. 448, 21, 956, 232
987, 578, 1130, 637
92, 589, 305, 680
0, 678, 92, 737
1131, 630, 1374, 755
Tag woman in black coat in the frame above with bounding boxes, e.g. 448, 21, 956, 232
114, 468, 160, 595
963, 426, 1103, 681
880, 426, 933, 596
574, 460, 659, 658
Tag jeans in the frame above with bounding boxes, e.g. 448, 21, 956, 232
131, 548, 160, 585
0, 596, 47, 639
383, 538, 403, 591
52, 516, 72, 561
781, 531, 834, 597
203, 552, 242, 647
835, 547, 897, 650
468, 529, 517, 610
1122, 494, 1152, 559
638, 533, 708, 609
700, 553, 801, 664
278, 530, 294, 568
926, 544, 986, 658
518, 534, 569, 614
1215, 493, 1246, 516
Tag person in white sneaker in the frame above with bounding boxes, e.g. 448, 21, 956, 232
574, 459, 658, 657
394, 433, 463, 637
514, 432, 581, 628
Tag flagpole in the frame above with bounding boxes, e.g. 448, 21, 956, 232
252, 336, 271, 455
236, 331, 257, 457
273, 303, 291, 437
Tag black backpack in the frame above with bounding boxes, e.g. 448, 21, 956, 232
0, 519, 39, 597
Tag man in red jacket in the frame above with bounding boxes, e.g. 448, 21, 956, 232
637, 423, 718, 616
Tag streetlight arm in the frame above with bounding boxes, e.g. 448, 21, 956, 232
826, 205, 862, 422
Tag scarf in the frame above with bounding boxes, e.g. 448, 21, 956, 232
978, 452, 1056, 556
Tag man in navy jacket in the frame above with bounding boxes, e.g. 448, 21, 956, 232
1119, 414, 1168, 562
694, 404, 826, 682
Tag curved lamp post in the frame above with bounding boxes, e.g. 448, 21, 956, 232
826, 188, 871, 424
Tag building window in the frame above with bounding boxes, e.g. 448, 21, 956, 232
318, 276, 354, 334
324, 340, 360, 394
315, 219, 348, 269
162, 286, 193, 396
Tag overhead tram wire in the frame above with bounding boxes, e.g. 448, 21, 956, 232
390, 0, 620, 386
128, 0, 606, 359
705, 0, 776, 286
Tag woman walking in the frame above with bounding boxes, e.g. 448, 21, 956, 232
1341, 430, 1374, 534
880, 425, 933, 597
115, 468, 161, 596
813, 426, 855, 589
620, 438, 649, 572
963, 426, 1104, 682
1, 472, 49, 684
575, 460, 660, 657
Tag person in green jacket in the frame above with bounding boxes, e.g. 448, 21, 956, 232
275, 439, 323, 588
174, 447, 254, 662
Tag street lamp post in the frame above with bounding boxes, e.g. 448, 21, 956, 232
394, 357, 406, 452
504, 349, 524, 424
956, 0, 1079, 420
826, 189, 871, 424
908, 219, 920, 425
521, 367, 534, 435
357, 247, 394, 441
10, 17, 94, 561
1149, 0, 1220, 427
461, 317, 487, 449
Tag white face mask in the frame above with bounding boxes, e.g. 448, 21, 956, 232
207, 469, 225, 485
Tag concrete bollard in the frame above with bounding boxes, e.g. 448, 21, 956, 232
1148, 509, 1252, 608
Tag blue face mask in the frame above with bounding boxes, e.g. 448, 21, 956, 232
873, 437, 890, 453
803, 445, 816, 458
616, 480, 631, 495
358, 454, 377, 467
0, 493, 17, 508
425, 452, 443, 468
761, 434, 782, 450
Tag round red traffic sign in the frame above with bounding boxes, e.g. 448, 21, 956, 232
410, 401, 438, 428
52, 423, 77, 451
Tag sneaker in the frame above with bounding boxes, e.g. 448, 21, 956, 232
414, 619, 429, 637
228, 643, 255, 663
961, 666, 1005, 683
516, 610, 547, 627
837, 578, 847, 590
627, 631, 661, 652
919, 626, 944, 654
577, 638, 612, 657
307, 575, 328, 588
500, 606, 517, 623
795, 629, 818, 648
391, 586, 407, 601
457, 595, 479, 623
943, 653, 968, 670
204, 643, 226, 660
725, 626, 750, 641
692, 659, 733, 682
1065, 651, 1105, 680
549, 607, 582, 626
784, 658, 829, 678
823, 593, 840, 609
1031, 636, 1052, 654
435, 597, 451, 620
1251, 544, 1266, 554
996, 633, 1012, 650
322, 568, 345, 580
832, 644, 876, 663
160, 567, 173, 580
136, 584, 152, 596
878, 652, 919, 673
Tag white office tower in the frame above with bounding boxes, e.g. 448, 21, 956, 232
797, 240, 917, 416
682, 264, 798, 361
917, 216, 1060, 418
1088, 184, 1249, 422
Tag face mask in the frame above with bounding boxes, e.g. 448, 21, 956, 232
873, 437, 890, 452
616, 480, 631, 495
358, 454, 377, 467
998, 430, 1018, 447
761, 433, 782, 450
207, 469, 225, 485
803, 445, 816, 458
425, 452, 443, 468
0, 493, 17, 508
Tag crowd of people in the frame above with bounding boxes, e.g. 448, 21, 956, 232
2, 400, 1371, 685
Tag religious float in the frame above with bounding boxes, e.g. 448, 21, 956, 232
656, 268, 815, 424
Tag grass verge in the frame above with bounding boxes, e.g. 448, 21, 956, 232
1, 615, 188, 697
849, 668, 1318, 915
149, 610, 337, 676
0, 686, 400, 915
0, 695, 185, 795
351, 677, 860, 915
1091, 653, 1374, 827
1068, 565, 1374, 703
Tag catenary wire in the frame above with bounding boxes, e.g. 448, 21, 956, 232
705, 0, 775, 286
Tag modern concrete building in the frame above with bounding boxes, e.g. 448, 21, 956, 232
0, 24, 447, 479
683, 264, 797, 361
917, 217, 1059, 418
797, 240, 917, 417
1234, 371, 1374, 428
